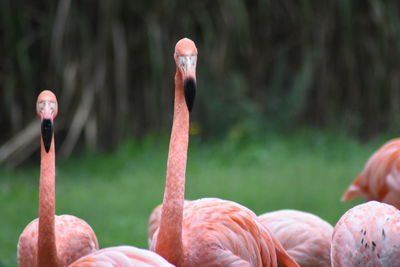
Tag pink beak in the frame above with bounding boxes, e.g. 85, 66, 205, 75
40, 102, 55, 153
178, 56, 197, 112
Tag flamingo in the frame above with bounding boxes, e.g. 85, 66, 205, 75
148, 201, 188, 246
258, 209, 333, 267
149, 38, 299, 267
148, 203, 162, 246
18, 90, 99, 267
69, 246, 174, 266
331, 201, 400, 266
20, 92, 175, 267
342, 138, 400, 209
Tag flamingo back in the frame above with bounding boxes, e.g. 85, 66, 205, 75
18, 214, 98, 267
342, 138, 400, 208
259, 209, 333, 267
151, 198, 299, 267
69, 246, 174, 267
148, 204, 163, 246
148, 200, 192, 246
331, 201, 400, 267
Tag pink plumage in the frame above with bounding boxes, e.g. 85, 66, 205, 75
69, 246, 174, 267
20, 91, 173, 266
18, 91, 98, 267
331, 201, 400, 266
342, 138, 400, 208
152, 198, 298, 266
148, 204, 162, 246
149, 38, 299, 267
18, 215, 99, 266
259, 209, 333, 267
147, 201, 190, 246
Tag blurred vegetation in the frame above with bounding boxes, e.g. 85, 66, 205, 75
1, 0, 400, 163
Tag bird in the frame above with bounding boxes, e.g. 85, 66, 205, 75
20, 91, 174, 267
148, 203, 162, 246
331, 201, 400, 266
342, 138, 400, 209
258, 209, 333, 267
147, 200, 189, 246
69, 246, 174, 266
148, 38, 299, 267
18, 90, 99, 267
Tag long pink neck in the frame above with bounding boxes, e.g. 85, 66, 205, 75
156, 70, 188, 266
38, 135, 59, 267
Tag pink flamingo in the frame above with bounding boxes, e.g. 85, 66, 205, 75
342, 138, 400, 208
148, 203, 162, 246
69, 246, 174, 266
21, 92, 174, 267
148, 201, 188, 246
331, 201, 400, 266
18, 90, 99, 267
149, 38, 299, 267
259, 209, 333, 267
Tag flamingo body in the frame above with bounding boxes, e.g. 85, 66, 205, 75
331, 201, 400, 266
152, 198, 297, 266
148, 203, 162, 246
259, 209, 333, 267
342, 138, 400, 208
69, 246, 174, 267
18, 90, 98, 267
147, 201, 190, 246
151, 38, 298, 267
18, 215, 98, 266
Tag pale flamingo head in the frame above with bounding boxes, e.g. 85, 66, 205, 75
36, 90, 58, 152
174, 38, 197, 112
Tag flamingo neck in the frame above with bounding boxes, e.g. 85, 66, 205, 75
38, 136, 59, 267
156, 71, 188, 266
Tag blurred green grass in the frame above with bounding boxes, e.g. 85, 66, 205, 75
0, 129, 392, 266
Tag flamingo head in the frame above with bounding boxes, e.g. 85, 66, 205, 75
36, 90, 58, 153
174, 38, 197, 112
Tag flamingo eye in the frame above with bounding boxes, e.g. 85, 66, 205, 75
37, 100, 57, 114
178, 56, 197, 74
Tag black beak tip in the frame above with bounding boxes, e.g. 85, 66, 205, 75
41, 119, 53, 153
184, 78, 196, 112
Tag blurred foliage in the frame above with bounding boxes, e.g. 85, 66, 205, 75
1, 0, 400, 161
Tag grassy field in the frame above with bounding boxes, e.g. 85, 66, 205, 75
0, 129, 391, 266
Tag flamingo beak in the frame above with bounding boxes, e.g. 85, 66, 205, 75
41, 119, 53, 153
184, 78, 196, 112
40, 103, 55, 153
178, 56, 197, 112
